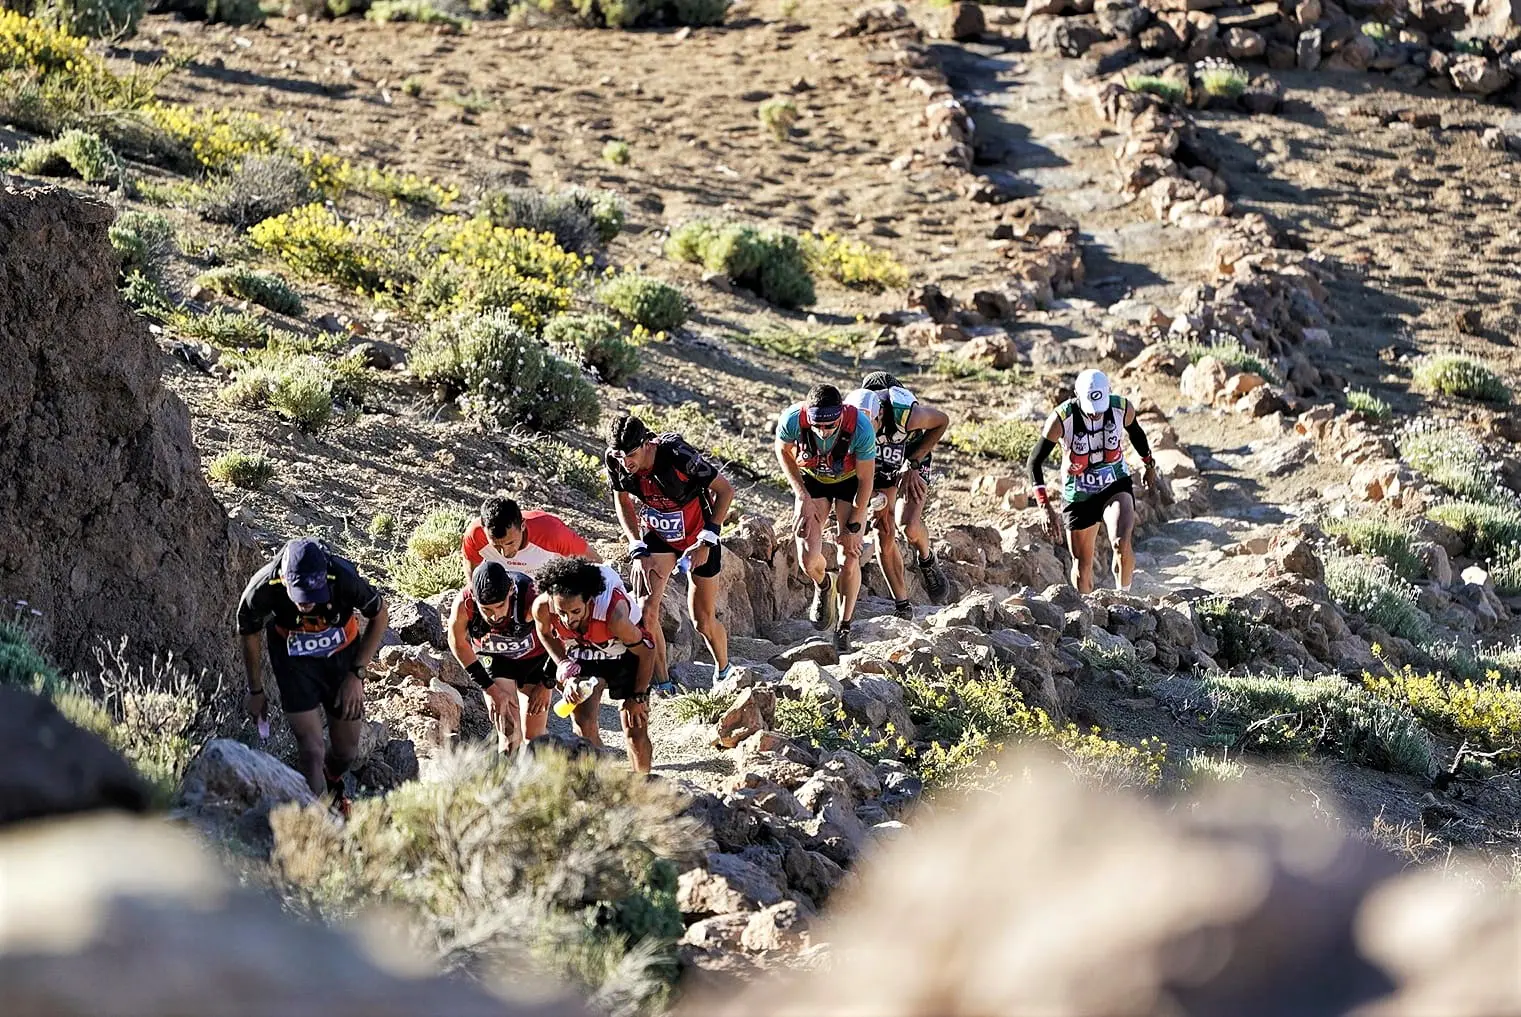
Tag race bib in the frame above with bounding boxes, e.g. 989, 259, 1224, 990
287, 627, 348, 658
571, 641, 625, 662
641, 506, 687, 541
1076, 463, 1119, 493
479, 632, 535, 658
878, 444, 905, 467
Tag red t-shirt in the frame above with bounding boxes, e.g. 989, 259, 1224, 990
461, 511, 589, 575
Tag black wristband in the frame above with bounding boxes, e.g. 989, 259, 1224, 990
466, 660, 493, 690
702, 521, 720, 535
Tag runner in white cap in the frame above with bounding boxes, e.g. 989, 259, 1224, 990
1027, 368, 1159, 593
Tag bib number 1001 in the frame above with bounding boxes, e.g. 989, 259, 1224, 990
287, 628, 346, 658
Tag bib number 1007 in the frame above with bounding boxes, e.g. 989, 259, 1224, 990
642, 508, 686, 540
287, 628, 346, 658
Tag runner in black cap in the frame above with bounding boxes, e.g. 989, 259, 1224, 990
236, 537, 388, 805
446, 562, 552, 754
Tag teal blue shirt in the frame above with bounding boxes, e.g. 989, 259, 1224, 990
776, 403, 877, 482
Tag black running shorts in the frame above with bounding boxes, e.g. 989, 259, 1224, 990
1063, 476, 1135, 532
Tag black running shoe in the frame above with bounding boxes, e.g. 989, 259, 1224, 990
919, 553, 949, 604
894, 599, 913, 620
808, 574, 839, 631
834, 624, 852, 654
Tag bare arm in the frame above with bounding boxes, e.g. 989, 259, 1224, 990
905, 405, 951, 461
776, 439, 809, 500
706, 473, 736, 531
608, 602, 654, 695
532, 595, 570, 665
850, 458, 875, 526
614, 490, 643, 544
241, 632, 264, 693
353, 599, 388, 671
446, 596, 477, 668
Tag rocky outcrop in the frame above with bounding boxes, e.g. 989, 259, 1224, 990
0, 685, 151, 828
0, 185, 252, 678
0, 814, 589, 1017
702, 755, 1519, 1016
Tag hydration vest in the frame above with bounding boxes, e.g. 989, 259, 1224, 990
795, 404, 860, 478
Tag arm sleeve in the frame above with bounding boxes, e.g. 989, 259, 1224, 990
1029, 437, 1058, 488
461, 522, 488, 571
236, 569, 274, 635
1125, 419, 1152, 460
851, 416, 877, 461
531, 514, 590, 556
604, 452, 628, 492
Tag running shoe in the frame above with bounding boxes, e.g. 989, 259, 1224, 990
894, 599, 913, 620
650, 678, 682, 698
808, 574, 838, 630
919, 553, 949, 604
834, 624, 853, 654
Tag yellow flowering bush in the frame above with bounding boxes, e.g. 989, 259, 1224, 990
409, 217, 585, 331
249, 203, 402, 295
298, 150, 458, 208
0, 9, 94, 76
803, 231, 909, 292
1364, 665, 1521, 766
142, 102, 287, 173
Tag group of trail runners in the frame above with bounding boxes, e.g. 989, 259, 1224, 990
237, 367, 1157, 810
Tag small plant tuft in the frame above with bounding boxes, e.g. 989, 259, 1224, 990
602, 139, 631, 165
945, 418, 1041, 463
802, 231, 909, 292
758, 97, 799, 140
14, 127, 117, 183
208, 449, 276, 488
109, 209, 175, 280
543, 312, 641, 385
1346, 388, 1392, 421
1195, 57, 1249, 99
1323, 553, 1429, 641
1398, 422, 1503, 503
195, 153, 316, 230
194, 265, 304, 316
1125, 74, 1186, 104
667, 218, 815, 308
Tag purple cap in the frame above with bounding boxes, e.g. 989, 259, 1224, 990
281, 538, 331, 604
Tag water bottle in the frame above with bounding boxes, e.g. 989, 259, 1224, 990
553, 678, 597, 718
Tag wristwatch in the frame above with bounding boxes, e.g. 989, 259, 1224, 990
845, 521, 863, 534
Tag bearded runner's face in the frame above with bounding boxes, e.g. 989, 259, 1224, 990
550, 592, 590, 632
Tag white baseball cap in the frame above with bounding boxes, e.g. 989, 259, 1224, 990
844, 387, 882, 422
1076, 368, 1110, 415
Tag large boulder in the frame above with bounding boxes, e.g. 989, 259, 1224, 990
0, 685, 151, 828
0, 814, 584, 1016
0, 185, 252, 677
177, 739, 314, 813
678, 851, 787, 917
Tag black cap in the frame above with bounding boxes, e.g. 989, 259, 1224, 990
613, 415, 653, 453
471, 561, 513, 606
281, 538, 331, 604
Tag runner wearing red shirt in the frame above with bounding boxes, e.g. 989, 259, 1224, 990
531, 556, 655, 773
460, 494, 603, 581
605, 414, 735, 693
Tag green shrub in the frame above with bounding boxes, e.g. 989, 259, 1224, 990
758, 97, 798, 140
669, 689, 729, 724
412, 311, 598, 431
171, 307, 271, 348
1361, 20, 1393, 41
602, 139, 631, 165
406, 505, 473, 561
736, 324, 867, 362
208, 449, 275, 489
1195, 596, 1271, 670
515, 439, 607, 497
1398, 423, 1501, 503
249, 204, 399, 295
1323, 553, 1429, 641
367, 511, 396, 540
194, 265, 304, 315
1195, 57, 1248, 99
1170, 333, 1279, 382
1124, 74, 1185, 104
543, 312, 641, 386
37, 0, 145, 39
109, 209, 174, 279
388, 553, 460, 599
366, 0, 466, 23
1324, 515, 1424, 581
268, 359, 334, 432
0, 619, 61, 693
666, 218, 814, 309
271, 745, 701, 1011
1203, 671, 1434, 777
1365, 665, 1521, 768
410, 217, 583, 331
944, 418, 1040, 462
14, 126, 117, 182
120, 269, 172, 316
802, 231, 909, 292
563, 186, 625, 244
1491, 542, 1521, 596
1412, 353, 1510, 405
596, 273, 688, 332
1426, 638, 1521, 685
1426, 500, 1521, 558
1178, 749, 1245, 788
195, 153, 316, 230
1346, 388, 1391, 421
480, 186, 606, 254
